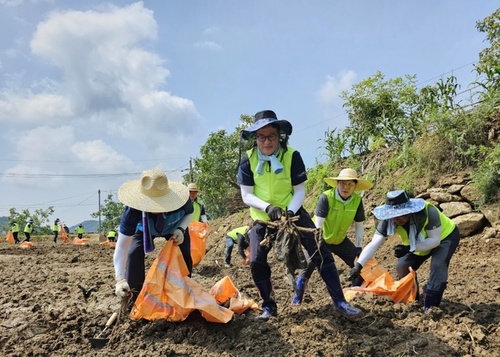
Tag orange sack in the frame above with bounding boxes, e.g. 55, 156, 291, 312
6, 231, 15, 244
130, 240, 233, 323
343, 258, 418, 304
188, 221, 210, 267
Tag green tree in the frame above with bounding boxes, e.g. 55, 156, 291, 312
5, 207, 55, 235
340, 71, 421, 153
91, 194, 124, 234
190, 115, 253, 219
475, 8, 500, 93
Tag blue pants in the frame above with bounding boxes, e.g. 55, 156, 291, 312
249, 207, 346, 311
225, 237, 235, 264
126, 230, 192, 297
395, 226, 460, 293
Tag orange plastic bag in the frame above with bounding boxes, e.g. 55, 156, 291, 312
229, 294, 259, 315
344, 259, 418, 303
210, 276, 239, 304
59, 227, 69, 243
6, 231, 15, 244
131, 240, 233, 323
99, 241, 116, 247
73, 237, 89, 245
189, 221, 209, 267
19, 241, 34, 249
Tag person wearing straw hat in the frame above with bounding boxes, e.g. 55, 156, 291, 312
113, 167, 194, 301
348, 190, 460, 313
238, 110, 362, 321
292, 168, 373, 305
188, 183, 208, 223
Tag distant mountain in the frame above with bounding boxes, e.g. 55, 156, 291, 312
68, 220, 99, 233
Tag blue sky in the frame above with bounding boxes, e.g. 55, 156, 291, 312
0, 0, 497, 226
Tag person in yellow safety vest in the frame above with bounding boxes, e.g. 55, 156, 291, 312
292, 168, 373, 305
11, 222, 20, 244
348, 190, 461, 313
107, 229, 117, 242
23, 219, 34, 242
237, 109, 362, 321
76, 224, 85, 238
224, 226, 250, 267
52, 218, 60, 245
187, 183, 208, 223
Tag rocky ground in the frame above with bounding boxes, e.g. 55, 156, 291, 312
0, 215, 499, 357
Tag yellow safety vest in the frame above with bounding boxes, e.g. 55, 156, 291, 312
322, 189, 362, 245
227, 226, 249, 241
396, 202, 456, 256
247, 147, 295, 221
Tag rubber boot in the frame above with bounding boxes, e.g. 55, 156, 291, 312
333, 301, 362, 319
423, 287, 442, 313
254, 279, 277, 322
292, 276, 308, 306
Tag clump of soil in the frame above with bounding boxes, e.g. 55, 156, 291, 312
0, 223, 499, 356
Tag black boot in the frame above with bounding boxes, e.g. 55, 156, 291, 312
254, 307, 277, 322
423, 288, 441, 313
254, 279, 277, 322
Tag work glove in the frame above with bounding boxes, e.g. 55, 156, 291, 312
171, 228, 185, 245
347, 262, 363, 281
266, 205, 284, 221
394, 244, 411, 258
286, 210, 295, 218
115, 279, 131, 298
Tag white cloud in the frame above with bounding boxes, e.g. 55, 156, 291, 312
193, 40, 222, 51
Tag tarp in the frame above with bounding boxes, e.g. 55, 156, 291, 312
99, 241, 116, 247
189, 221, 210, 267
19, 241, 34, 249
73, 237, 89, 245
343, 258, 418, 304
130, 240, 234, 323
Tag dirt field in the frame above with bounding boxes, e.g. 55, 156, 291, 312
0, 222, 499, 357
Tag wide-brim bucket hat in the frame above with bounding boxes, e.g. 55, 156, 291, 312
118, 167, 189, 213
241, 110, 293, 140
373, 190, 426, 220
324, 168, 373, 191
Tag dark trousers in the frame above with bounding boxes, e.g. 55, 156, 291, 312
53, 231, 58, 243
225, 237, 235, 264
299, 237, 363, 285
23, 232, 31, 242
13, 232, 19, 243
126, 230, 192, 297
395, 226, 460, 293
249, 207, 346, 311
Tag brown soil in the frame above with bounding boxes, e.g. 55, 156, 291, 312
1, 223, 499, 357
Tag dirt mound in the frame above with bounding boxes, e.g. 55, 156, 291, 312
0, 225, 498, 356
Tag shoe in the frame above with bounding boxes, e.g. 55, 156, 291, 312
333, 301, 362, 319
291, 277, 308, 306
254, 307, 277, 322
224, 263, 231, 268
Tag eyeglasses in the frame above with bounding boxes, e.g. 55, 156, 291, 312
256, 134, 278, 142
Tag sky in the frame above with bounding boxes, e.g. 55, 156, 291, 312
0, 0, 498, 227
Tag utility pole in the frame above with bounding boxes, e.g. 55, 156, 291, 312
98, 189, 101, 234
189, 158, 193, 182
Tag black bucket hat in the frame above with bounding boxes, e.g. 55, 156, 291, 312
241, 110, 293, 140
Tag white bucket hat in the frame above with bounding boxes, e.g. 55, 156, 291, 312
118, 167, 189, 213
324, 168, 373, 191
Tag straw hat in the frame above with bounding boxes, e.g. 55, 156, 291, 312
241, 110, 293, 140
118, 167, 189, 213
188, 183, 203, 193
324, 168, 373, 191
373, 190, 426, 220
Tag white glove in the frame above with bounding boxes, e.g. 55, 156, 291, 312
172, 229, 184, 245
115, 279, 131, 298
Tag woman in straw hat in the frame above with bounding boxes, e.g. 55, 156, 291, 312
238, 110, 362, 321
348, 190, 460, 313
188, 183, 208, 223
292, 168, 373, 305
113, 168, 194, 301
